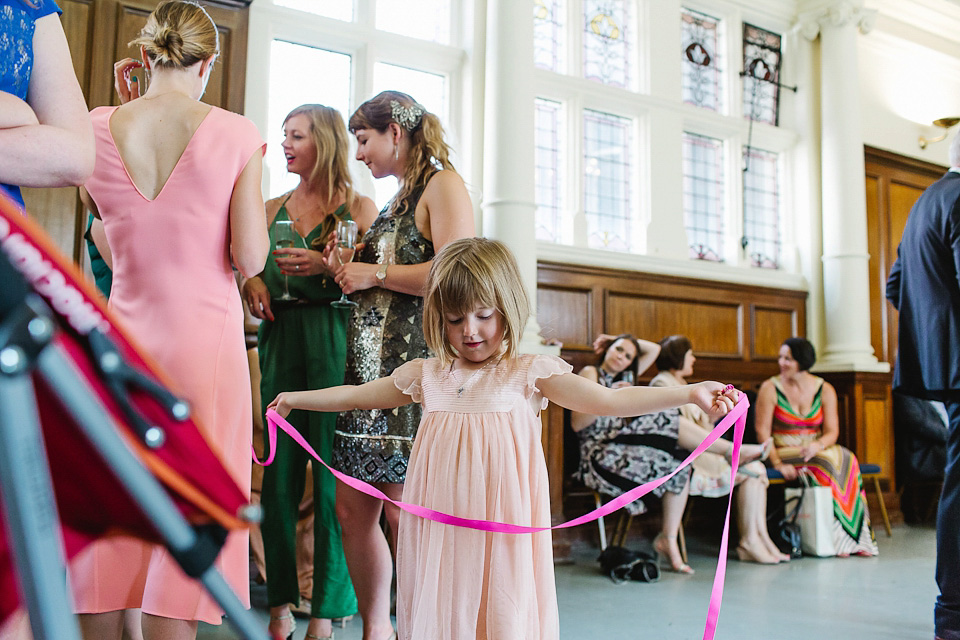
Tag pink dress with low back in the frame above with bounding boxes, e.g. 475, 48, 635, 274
69, 105, 264, 624
391, 354, 571, 640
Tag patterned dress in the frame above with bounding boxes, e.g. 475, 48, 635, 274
332, 179, 435, 483
575, 369, 690, 515
770, 375, 879, 556
0, 0, 61, 208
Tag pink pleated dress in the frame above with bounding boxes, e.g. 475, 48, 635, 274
391, 354, 572, 640
69, 105, 265, 624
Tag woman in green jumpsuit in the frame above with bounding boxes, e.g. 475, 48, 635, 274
242, 104, 377, 640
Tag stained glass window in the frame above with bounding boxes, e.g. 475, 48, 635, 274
534, 0, 565, 72
376, 0, 450, 45
742, 23, 782, 125
583, 0, 633, 89
681, 8, 722, 112
584, 109, 632, 251
742, 147, 780, 268
535, 99, 564, 242
683, 132, 724, 261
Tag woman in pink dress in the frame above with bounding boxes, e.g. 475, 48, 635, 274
268, 238, 740, 639
70, 2, 269, 639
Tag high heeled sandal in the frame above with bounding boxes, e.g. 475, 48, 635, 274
269, 613, 296, 640
305, 633, 334, 640
735, 543, 780, 564
653, 533, 695, 575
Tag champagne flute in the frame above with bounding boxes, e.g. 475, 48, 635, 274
274, 219, 298, 301
331, 219, 359, 309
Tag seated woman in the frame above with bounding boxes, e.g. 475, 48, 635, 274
572, 334, 767, 574
650, 335, 787, 564
755, 337, 879, 557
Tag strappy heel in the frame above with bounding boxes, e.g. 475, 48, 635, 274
269, 613, 296, 640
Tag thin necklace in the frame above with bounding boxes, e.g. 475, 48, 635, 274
450, 358, 500, 398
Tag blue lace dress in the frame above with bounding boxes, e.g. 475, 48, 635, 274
0, 0, 62, 208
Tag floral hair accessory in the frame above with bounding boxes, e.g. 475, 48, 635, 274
390, 99, 426, 131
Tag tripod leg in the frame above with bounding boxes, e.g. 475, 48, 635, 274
0, 374, 82, 640
36, 347, 266, 640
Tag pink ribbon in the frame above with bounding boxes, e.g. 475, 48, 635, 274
256, 395, 748, 640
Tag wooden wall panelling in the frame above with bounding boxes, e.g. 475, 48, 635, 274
537, 260, 808, 558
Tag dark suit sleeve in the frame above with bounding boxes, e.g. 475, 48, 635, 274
951, 195, 960, 292
886, 251, 902, 310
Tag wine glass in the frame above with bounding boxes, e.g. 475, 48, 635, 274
274, 219, 298, 301
331, 219, 359, 309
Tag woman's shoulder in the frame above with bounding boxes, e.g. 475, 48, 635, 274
650, 371, 675, 387
206, 107, 263, 142
18, 0, 61, 20
421, 168, 464, 194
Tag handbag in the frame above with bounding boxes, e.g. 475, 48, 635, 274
786, 470, 836, 557
598, 541, 661, 584
772, 487, 803, 559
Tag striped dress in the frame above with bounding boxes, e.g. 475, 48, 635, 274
771, 376, 879, 556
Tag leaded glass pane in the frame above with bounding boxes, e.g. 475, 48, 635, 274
742, 23, 782, 126
583, 0, 633, 89
535, 99, 564, 243
275, 0, 353, 21
681, 7, 722, 112
534, 0, 565, 72
743, 147, 780, 268
376, 0, 450, 45
682, 132, 724, 261
583, 109, 632, 251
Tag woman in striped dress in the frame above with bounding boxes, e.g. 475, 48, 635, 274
755, 337, 878, 556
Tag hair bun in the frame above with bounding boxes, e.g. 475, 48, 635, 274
152, 25, 185, 65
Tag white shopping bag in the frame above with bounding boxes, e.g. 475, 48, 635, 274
785, 477, 836, 557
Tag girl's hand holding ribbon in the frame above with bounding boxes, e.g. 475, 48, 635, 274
690, 381, 740, 418
266, 392, 292, 418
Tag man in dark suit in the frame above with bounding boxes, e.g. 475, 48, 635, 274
887, 132, 960, 640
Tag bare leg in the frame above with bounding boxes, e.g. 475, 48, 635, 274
655, 480, 694, 574
734, 478, 780, 563
336, 481, 401, 640
305, 617, 334, 639
141, 613, 197, 640
78, 611, 125, 640
122, 609, 144, 640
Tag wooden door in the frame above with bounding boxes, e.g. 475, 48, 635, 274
865, 147, 945, 366
21, 0, 250, 265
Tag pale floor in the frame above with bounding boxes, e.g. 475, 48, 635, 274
198, 524, 939, 640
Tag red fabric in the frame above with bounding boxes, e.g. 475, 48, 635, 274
0, 193, 248, 623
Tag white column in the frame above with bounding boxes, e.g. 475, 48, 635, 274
482, 0, 553, 353
798, 0, 887, 372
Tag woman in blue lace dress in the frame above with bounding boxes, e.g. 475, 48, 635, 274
1, 0, 93, 210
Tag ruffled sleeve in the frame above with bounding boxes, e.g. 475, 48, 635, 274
391, 358, 425, 403
525, 354, 574, 410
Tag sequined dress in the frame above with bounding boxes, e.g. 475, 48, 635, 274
0, 0, 61, 207
332, 180, 435, 482
575, 369, 690, 515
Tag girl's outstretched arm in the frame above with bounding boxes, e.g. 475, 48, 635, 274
267, 376, 411, 418
537, 371, 737, 419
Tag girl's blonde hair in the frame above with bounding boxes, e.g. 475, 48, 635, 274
283, 104, 355, 249
348, 90, 455, 217
129, 1, 219, 70
423, 238, 529, 366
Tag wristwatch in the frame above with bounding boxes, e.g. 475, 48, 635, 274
375, 263, 388, 286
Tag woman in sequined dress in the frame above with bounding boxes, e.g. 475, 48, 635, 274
331, 90, 473, 640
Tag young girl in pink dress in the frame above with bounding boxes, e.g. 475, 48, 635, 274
269, 237, 739, 640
